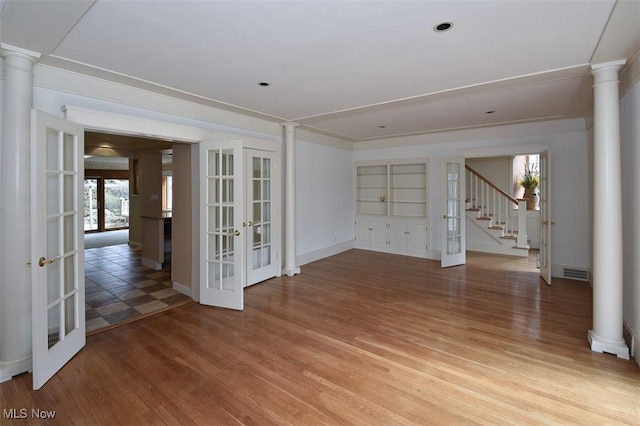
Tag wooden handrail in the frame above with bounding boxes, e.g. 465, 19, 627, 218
465, 165, 519, 205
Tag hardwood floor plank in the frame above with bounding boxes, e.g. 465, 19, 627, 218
2, 249, 639, 425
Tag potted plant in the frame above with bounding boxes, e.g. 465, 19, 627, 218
520, 164, 539, 210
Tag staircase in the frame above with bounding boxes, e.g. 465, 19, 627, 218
465, 165, 529, 257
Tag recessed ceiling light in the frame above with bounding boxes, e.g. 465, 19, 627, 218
258, 82, 270, 87
434, 22, 453, 33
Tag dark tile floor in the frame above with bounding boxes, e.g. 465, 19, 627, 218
84, 244, 190, 333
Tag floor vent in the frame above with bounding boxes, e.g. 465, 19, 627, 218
48, 330, 59, 349
563, 267, 589, 281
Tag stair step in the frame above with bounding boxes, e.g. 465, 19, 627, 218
501, 235, 517, 240
477, 216, 492, 221
466, 208, 481, 212
488, 225, 505, 230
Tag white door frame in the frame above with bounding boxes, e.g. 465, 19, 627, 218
456, 143, 551, 265
64, 106, 202, 300
63, 105, 282, 301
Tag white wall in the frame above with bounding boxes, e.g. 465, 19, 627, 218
296, 139, 354, 262
466, 156, 512, 194
620, 78, 640, 359
353, 119, 592, 274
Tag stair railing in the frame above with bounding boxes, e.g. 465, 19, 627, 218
465, 165, 528, 248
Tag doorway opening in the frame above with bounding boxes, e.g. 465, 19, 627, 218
82, 132, 190, 332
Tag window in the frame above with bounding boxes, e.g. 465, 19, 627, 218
83, 170, 130, 232
162, 175, 172, 214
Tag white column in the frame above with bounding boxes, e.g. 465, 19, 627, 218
282, 122, 300, 276
0, 45, 39, 382
588, 59, 629, 359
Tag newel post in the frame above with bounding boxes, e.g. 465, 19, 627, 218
515, 200, 528, 248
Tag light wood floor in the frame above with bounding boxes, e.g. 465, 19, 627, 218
2, 250, 639, 425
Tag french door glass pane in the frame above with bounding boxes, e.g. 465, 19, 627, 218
104, 179, 129, 229
207, 150, 236, 291
251, 155, 272, 270
446, 161, 462, 256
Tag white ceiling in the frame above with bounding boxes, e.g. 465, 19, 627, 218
2, 0, 639, 142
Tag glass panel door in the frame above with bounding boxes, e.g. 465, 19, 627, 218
31, 110, 85, 390
199, 141, 243, 310
245, 149, 277, 286
539, 150, 551, 285
441, 157, 466, 268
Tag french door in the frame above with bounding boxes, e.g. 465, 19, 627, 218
245, 150, 277, 286
441, 157, 466, 268
199, 141, 244, 310
539, 150, 552, 285
31, 110, 85, 390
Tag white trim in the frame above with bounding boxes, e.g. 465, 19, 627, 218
353, 118, 585, 151
0, 355, 32, 383
172, 281, 192, 298
591, 59, 627, 71
620, 47, 640, 98
297, 127, 353, 151
63, 105, 204, 143
1, 43, 41, 59
128, 241, 142, 250
141, 257, 162, 271
623, 318, 639, 368
458, 143, 551, 158
427, 249, 441, 260
34, 64, 283, 137
297, 240, 354, 267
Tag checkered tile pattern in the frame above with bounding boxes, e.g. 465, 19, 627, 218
84, 244, 190, 333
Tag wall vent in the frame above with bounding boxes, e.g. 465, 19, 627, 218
562, 267, 589, 281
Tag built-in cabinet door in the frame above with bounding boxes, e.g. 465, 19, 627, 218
355, 216, 372, 248
31, 110, 86, 390
371, 218, 389, 250
245, 149, 278, 287
388, 221, 408, 252
407, 221, 427, 257
199, 141, 244, 310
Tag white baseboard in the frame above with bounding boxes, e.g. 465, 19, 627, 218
172, 281, 191, 298
0, 355, 32, 383
128, 241, 142, 249
623, 318, 639, 368
297, 240, 354, 267
141, 257, 162, 270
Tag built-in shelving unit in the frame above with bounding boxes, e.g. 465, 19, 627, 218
356, 165, 388, 216
355, 159, 429, 258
